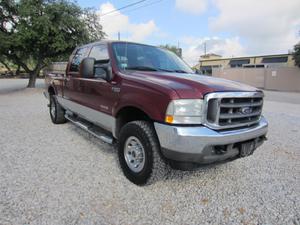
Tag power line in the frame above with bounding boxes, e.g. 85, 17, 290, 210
121, 0, 164, 14
100, 0, 165, 18
100, 0, 148, 17
100, 0, 165, 40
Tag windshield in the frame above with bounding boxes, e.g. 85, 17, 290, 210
112, 42, 193, 74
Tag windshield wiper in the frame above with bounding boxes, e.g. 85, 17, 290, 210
125, 66, 189, 74
172, 69, 188, 73
157, 68, 174, 72
125, 66, 158, 71
157, 68, 189, 73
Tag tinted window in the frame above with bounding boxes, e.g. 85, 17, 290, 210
70, 47, 90, 72
200, 66, 212, 75
89, 44, 110, 78
229, 59, 250, 68
262, 57, 288, 63
89, 45, 109, 62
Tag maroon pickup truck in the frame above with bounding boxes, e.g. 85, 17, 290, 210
45, 40, 268, 185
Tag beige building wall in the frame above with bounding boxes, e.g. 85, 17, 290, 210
212, 67, 300, 92
213, 68, 265, 88
264, 68, 300, 91
197, 54, 295, 69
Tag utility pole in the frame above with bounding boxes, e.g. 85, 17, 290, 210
177, 41, 182, 58
118, 32, 120, 40
204, 42, 207, 56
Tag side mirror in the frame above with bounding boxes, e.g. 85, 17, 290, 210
81, 57, 95, 78
94, 63, 114, 81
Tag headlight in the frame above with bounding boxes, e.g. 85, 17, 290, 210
165, 99, 203, 124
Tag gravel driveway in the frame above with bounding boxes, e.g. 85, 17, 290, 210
0, 79, 299, 225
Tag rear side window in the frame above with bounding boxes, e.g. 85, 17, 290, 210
70, 47, 90, 72
89, 44, 109, 62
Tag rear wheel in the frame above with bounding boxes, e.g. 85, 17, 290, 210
49, 95, 66, 124
118, 121, 168, 185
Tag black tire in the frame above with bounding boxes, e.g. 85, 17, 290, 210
49, 95, 66, 124
118, 121, 168, 185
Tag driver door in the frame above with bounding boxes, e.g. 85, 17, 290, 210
80, 44, 119, 119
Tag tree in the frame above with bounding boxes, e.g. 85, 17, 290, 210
0, 55, 12, 73
293, 42, 300, 68
159, 44, 182, 58
0, 0, 105, 87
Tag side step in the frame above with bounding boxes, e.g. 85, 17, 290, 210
65, 114, 114, 145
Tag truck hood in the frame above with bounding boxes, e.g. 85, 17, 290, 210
124, 71, 259, 99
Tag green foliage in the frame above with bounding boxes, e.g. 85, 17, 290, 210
293, 42, 300, 68
0, 55, 12, 72
159, 44, 182, 57
0, 0, 105, 87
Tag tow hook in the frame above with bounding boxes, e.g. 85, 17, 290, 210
215, 145, 228, 155
263, 135, 268, 141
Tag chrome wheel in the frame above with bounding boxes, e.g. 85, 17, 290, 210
124, 136, 145, 173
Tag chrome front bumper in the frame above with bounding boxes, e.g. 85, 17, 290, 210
154, 116, 268, 164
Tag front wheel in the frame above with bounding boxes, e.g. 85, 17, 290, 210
118, 121, 168, 185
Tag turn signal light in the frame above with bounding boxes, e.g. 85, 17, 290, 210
165, 115, 174, 123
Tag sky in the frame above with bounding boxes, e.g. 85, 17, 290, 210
76, 0, 300, 66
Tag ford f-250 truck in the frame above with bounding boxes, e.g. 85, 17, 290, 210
45, 40, 268, 185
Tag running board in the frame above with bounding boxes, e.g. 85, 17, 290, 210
65, 114, 114, 144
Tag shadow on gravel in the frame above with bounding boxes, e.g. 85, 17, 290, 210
67, 125, 117, 155
164, 161, 232, 183
65, 122, 234, 185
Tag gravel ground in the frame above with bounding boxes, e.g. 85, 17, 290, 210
0, 79, 299, 225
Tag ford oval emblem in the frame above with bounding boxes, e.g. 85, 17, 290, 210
240, 107, 253, 114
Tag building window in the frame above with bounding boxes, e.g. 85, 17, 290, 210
229, 59, 250, 68
200, 66, 212, 75
262, 57, 288, 63
243, 64, 255, 68
255, 64, 265, 68
243, 64, 266, 68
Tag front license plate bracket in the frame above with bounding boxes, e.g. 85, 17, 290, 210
239, 140, 256, 157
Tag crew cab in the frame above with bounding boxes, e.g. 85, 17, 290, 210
45, 40, 268, 185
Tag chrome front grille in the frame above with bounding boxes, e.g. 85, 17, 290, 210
204, 92, 264, 130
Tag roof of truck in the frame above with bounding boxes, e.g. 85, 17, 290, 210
78, 40, 155, 48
